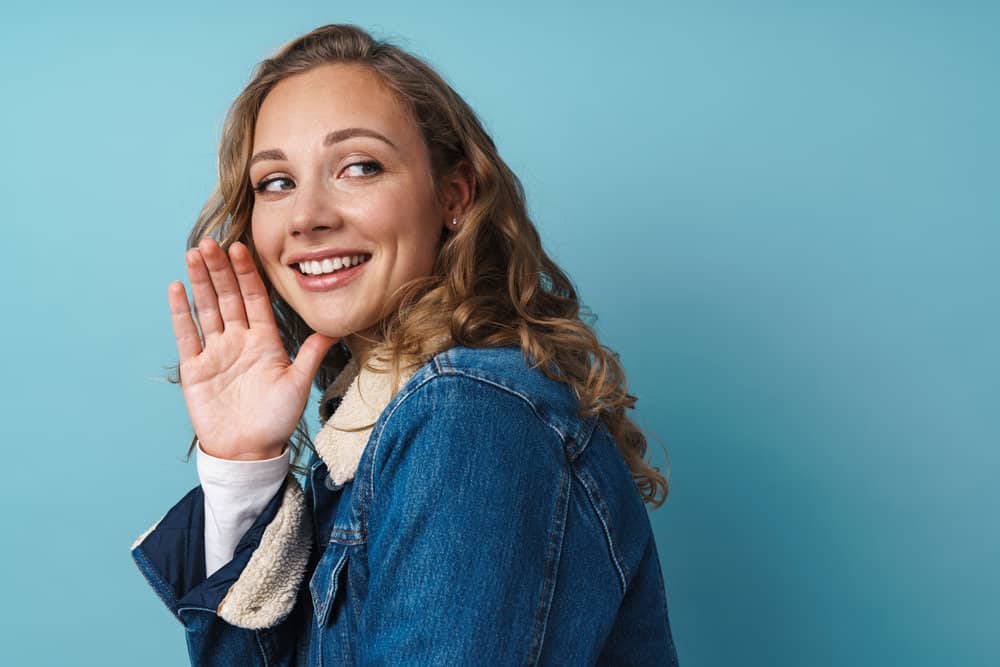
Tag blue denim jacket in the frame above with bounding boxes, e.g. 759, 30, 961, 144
131, 345, 680, 665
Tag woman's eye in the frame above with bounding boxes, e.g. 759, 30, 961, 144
252, 161, 382, 195
253, 176, 293, 194
343, 160, 383, 178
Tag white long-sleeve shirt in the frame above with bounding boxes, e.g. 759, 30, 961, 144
196, 443, 290, 577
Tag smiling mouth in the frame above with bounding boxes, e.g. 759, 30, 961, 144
294, 253, 372, 276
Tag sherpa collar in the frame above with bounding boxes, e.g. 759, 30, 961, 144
312, 350, 422, 486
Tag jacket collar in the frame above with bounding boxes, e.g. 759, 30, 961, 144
312, 339, 448, 486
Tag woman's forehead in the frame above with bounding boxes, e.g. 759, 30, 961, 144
254, 63, 415, 151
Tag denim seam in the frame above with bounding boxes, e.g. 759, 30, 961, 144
434, 350, 452, 373
526, 464, 571, 665
308, 475, 322, 552
566, 413, 600, 462
132, 545, 183, 625
316, 610, 326, 667
178, 605, 217, 613
364, 371, 442, 518
436, 368, 570, 444
313, 546, 350, 627
327, 531, 364, 545
573, 466, 628, 594
254, 629, 271, 667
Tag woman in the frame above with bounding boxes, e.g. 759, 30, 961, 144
130, 23, 680, 666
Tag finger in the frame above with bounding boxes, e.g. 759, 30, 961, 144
199, 238, 249, 330
167, 280, 203, 361
291, 332, 339, 382
229, 242, 277, 329
187, 248, 224, 339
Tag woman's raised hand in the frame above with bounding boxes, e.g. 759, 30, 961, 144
168, 238, 338, 460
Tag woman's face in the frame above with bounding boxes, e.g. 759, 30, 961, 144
249, 63, 450, 353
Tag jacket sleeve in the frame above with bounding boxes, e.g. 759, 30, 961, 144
357, 375, 570, 665
130, 462, 315, 666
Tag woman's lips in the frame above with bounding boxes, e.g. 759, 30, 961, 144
293, 257, 369, 292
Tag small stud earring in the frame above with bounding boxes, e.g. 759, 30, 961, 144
451, 217, 459, 225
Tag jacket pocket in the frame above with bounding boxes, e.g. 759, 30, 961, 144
309, 541, 350, 628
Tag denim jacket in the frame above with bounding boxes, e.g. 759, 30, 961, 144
130, 344, 680, 665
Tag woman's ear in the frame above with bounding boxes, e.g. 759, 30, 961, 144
440, 159, 476, 228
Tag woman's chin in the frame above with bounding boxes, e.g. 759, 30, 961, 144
306, 323, 378, 349
309, 326, 352, 340
297, 312, 354, 338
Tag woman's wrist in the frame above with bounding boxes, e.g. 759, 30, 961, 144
197, 441, 290, 489
196, 439, 288, 462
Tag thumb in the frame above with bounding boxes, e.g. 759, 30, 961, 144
291, 332, 339, 381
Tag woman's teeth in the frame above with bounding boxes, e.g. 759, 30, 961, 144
298, 254, 371, 276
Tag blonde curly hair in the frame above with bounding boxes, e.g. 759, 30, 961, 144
172, 23, 670, 506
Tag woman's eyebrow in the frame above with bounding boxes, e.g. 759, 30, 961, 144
250, 127, 398, 166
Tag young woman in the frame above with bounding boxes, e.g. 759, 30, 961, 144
130, 23, 680, 666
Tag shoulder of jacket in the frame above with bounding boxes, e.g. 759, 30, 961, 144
385, 344, 596, 450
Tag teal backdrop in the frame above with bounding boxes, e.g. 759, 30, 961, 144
1, 2, 996, 665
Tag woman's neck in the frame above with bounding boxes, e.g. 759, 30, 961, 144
343, 329, 379, 367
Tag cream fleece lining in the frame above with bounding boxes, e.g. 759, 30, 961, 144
216, 473, 312, 628
314, 353, 422, 487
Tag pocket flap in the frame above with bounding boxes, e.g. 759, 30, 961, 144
309, 541, 350, 627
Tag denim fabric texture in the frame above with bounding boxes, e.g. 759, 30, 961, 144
131, 344, 680, 665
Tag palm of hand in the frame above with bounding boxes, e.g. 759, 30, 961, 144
168, 238, 337, 460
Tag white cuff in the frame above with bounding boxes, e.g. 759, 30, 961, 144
197, 443, 291, 578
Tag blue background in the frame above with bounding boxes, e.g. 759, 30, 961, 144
1, 2, 996, 665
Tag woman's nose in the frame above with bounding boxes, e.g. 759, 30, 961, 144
285, 179, 341, 237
